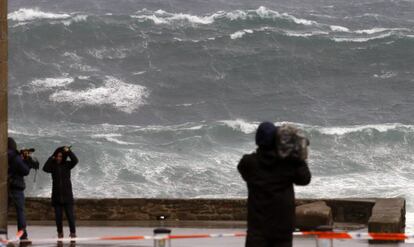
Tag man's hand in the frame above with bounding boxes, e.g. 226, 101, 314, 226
21, 150, 30, 160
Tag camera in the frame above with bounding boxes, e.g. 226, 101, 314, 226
20, 148, 35, 159
20, 148, 39, 170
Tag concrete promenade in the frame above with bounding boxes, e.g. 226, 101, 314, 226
6, 225, 411, 247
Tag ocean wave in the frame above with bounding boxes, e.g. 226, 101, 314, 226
8, 8, 71, 22
219, 119, 259, 134
131, 6, 319, 27
218, 119, 414, 137
284, 30, 328, 37
332, 32, 397, 42
8, 8, 89, 26
316, 123, 414, 135
49, 76, 149, 113
354, 28, 410, 34
230, 29, 253, 39
330, 25, 350, 32
9, 8, 413, 46
11, 119, 414, 141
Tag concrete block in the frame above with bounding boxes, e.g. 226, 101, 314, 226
369, 198, 405, 231
295, 201, 333, 230
369, 198, 405, 243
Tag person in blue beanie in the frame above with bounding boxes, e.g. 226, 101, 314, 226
238, 122, 311, 247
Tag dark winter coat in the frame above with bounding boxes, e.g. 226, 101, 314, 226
8, 149, 30, 191
237, 149, 311, 239
43, 151, 78, 205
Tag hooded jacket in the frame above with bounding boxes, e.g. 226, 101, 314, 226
238, 149, 311, 239
43, 148, 78, 205
8, 149, 30, 191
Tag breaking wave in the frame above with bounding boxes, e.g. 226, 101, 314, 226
8, 8, 71, 21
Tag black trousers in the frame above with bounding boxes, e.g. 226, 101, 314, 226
246, 234, 292, 247
54, 203, 76, 234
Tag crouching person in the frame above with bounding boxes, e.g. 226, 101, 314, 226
237, 122, 311, 247
43, 146, 78, 239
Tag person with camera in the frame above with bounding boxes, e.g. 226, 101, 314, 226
237, 122, 311, 247
43, 146, 78, 239
7, 137, 39, 240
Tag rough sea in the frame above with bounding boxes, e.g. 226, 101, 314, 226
7, 0, 414, 229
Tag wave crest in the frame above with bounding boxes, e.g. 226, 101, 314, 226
131, 6, 319, 26
9, 8, 70, 22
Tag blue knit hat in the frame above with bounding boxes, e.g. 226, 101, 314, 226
255, 122, 277, 150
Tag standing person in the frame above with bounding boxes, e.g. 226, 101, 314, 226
7, 137, 39, 240
237, 122, 311, 247
43, 146, 78, 239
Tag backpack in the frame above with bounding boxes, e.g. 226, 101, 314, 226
276, 124, 309, 160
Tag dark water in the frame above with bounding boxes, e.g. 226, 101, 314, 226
6, 0, 414, 228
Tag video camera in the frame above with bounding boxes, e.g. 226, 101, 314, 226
20, 148, 35, 155
20, 148, 39, 170
20, 148, 35, 160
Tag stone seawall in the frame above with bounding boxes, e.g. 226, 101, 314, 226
7, 197, 406, 233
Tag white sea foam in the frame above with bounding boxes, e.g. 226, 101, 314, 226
332, 32, 395, 42
92, 133, 135, 145
132, 14, 169, 24
373, 71, 396, 79
230, 29, 253, 39
330, 25, 350, 32
281, 13, 317, 26
31, 77, 74, 88
132, 12, 217, 25
8, 8, 71, 22
132, 6, 318, 27
219, 119, 414, 136
49, 76, 149, 113
318, 124, 413, 135
285, 31, 328, 37
133, 71, 147, 75
354, 28, 409, 34
62, 14, 88, 26
220, 119, 259, 134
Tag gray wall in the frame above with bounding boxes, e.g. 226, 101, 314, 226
0, 0, 8, 232
11, 198, 377, 224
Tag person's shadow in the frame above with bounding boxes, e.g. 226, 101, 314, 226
56, 242, 76, 247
